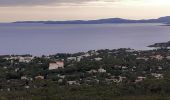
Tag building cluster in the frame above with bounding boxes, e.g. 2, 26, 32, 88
3, 56, 34, 63
0, 48, 169, 91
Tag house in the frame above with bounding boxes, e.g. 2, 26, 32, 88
67, 57, 77, 61
136, 57, 149, 61
87, 69, 98, 74
15, 68, 20, 72
122, 66, 128, 69
119, 76, 126, 82
7, 88, 10, 91
98, 68, 106, 73
82, 53, 91, 57
135, 76, 146, 83
21, 76, 28, 80
35, 76, 44, 80
21, 76, 33, 81
68, 56, 82, 62
76, 56, 82, 62
58, 79, 63, 83
114, 65, 122, 69
151, 73, 163, 79
94, 57, 102, 61
18, 56, 34, 63
110, 76, 126, 83
3, 56, 18, 60
3, 66, 7, 69
166, 56, 170, 60
24, 86, 30, 89
67, 81, 79, 85
150, 55, 163, 60
49, 61, 64, 70
57, 74, 66, 79
158, 66, 163, 70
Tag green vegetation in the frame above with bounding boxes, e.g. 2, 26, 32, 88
1, 48, 170, 100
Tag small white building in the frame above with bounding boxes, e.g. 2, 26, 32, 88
67, 57, 77, 61
76, 56, 82, 62
57, 74, 66, 79
3, 56, 18, 60
94, 57, 102, 61
15, 68, 20, 72
35, 75, 44, 80
135, 76, 146, 83
3, 66, 7, 69
19, 56, 34, 63
25, 86, 30, 89
150, 55, 163, 60
49, 61, 64, 70
151, 73, 163, 79
82, 53, 91, 57
122, 66, 128, 69
118, 76, 127, 83
58, 79, 63, 83
67, 56, 82, 62
98, 68, 106, 73
136, 57, 149, 61
21, 76, 28, 80
158, 66, 163, 70
87, 69, 98, 74
166, 56, 170, 60
67, 81, 79, 85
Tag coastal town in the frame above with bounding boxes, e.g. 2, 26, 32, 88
0, 49, 165, 86
1, 42, 170, 99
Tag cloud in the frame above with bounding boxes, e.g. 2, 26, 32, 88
0, 0, 95, 6
0, 0, 120, 7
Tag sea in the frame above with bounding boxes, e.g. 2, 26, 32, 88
0, 23, 170, 56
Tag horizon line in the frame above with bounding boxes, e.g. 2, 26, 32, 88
1, 16, 170, 23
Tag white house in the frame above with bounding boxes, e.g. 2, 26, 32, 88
136, 57, 149, 61
19, 56, 34, 63
94, 57, 102, 61
67, 81, 79, 85
76, 56, 82, 62
82, 53, 91, 57
21, 76, 28, 80
122, 66, 128, 69
67, 57, 82, 62
118, 76, 126, 83
35, 75, 44, 80
135, 76, 146, 83
49, 61, 64, 70
67, 57, 77, 61
166, 56, 170, 60
150, 55, 163, 60
98, 68, 106, 73
151, 73, 163, 79
87, 69, 98, 74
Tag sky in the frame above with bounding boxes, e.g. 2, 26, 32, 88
0, 0, 170, 22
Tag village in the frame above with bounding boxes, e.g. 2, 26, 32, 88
0, 47, 170, 92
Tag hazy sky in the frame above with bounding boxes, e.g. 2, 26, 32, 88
1, 0, 170, 22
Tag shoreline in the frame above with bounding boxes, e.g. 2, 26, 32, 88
0, 47, 154, 57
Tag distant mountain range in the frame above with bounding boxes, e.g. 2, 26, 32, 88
14, 16, 170, 24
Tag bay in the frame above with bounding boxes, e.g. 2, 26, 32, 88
0, 23, 169, 56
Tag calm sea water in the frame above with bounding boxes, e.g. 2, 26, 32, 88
0, 23, 170, 56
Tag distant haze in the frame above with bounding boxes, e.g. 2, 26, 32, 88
0, 0, 170, 22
